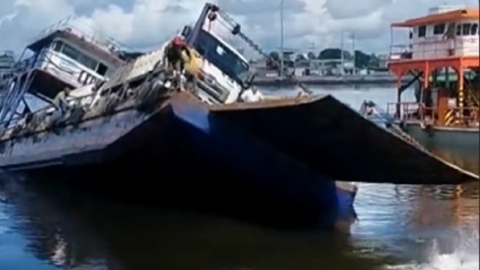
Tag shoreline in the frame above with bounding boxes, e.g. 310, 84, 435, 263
253, 75, 413, 87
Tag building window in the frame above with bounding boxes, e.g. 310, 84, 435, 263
61, 43, 81, 62
96, 63, 108, 76
52, 41, 63, 52
471, 23, 478, 35
77, 54, 97, 71
456, 24, 462, 35
433, 23, 445, 35
462, 23, 471, 36
51, 40, 109, 76
418, 25, 426, 37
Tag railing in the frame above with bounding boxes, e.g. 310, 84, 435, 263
0, 93, 96, 129
467, 87, 479, 107
13, 55, 36, 73
386, 102, 421, 120
361, 100, 427, 149
389, 44, 413, 61
386, 101, 479, 127
389, 37, 479, 62
30, 16, 131, 54
444, 107, 479, 127
0, 51, 15, 59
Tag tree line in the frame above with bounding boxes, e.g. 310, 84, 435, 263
267, 48, 381, 68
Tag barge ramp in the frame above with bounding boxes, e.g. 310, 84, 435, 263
173, 92, 479, 185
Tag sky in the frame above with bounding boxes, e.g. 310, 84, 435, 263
0, 0, 478, 57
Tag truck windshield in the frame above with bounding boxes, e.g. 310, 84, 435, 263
194, 30, 249, 86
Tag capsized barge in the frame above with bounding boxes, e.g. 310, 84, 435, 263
0, 4, 477, 225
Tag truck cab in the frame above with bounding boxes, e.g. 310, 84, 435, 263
180, 24, 254, 104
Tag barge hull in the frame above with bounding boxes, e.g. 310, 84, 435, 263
171, 96, 356, 225
403, 122, 479, 150
1, 91, 477, 187
206, 93, 478, 184
1, 96, 356, 226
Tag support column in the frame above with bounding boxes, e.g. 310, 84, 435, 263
445, 67, 450, 88
396, 76, 402, 118
423, 64, 430, 90
432, 69, 438, 87
421, 66, 429, 122
458, 66, 464, 120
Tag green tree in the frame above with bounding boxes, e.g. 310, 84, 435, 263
307, 51, 316, 60
295, 54, 306, 61
317, 48, 352, 60
269, 51, 280, 61
315, 48, 380, 68
267, 51, 280, 69
354, 50, 370, 68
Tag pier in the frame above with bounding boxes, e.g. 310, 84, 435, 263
253, 74, 410, 87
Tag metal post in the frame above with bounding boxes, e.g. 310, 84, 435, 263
279, 0, 284, 77
352, 32, 355, 74
340, 32, 344, 76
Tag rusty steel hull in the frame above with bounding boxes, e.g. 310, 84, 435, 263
0, 93, 357, 226
0, 90, 475, 224
1, 92, 477, 185
0, 106, 175, 171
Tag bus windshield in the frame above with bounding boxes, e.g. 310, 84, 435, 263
194, 30, 249, 86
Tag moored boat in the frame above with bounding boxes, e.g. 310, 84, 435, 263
383, 5, 479, 152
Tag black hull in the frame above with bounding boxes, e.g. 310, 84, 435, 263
0, 92, 476, 218
204, 94, 478, 184
0, 95, 357, 227
0, 92, 477, 184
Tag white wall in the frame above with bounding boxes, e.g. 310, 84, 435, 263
411, 19, 479, 59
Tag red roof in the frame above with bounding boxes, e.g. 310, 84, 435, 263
391, 8, 479, 27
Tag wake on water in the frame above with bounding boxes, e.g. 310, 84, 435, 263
385, 227, 479, 270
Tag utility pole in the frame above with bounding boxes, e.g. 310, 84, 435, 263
279, 0, 284, 77
352, 32, 356, 74
340, 32, 344, 76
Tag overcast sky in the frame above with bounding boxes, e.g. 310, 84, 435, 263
0, 0, 478, 56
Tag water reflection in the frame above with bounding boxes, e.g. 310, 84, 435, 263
0, 175, 379, 270
0, 177, 108, 269
1, 168, 478, 270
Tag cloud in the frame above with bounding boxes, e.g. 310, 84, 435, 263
0, 0, 478, 56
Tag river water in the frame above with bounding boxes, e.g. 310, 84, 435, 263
0, 86, 478, 270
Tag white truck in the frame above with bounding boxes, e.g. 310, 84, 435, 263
178, 4, 257, 105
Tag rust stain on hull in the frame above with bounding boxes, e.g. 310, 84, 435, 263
0, 95, 173, 170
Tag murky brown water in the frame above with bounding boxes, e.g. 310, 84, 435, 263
0, 87, 478, 270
